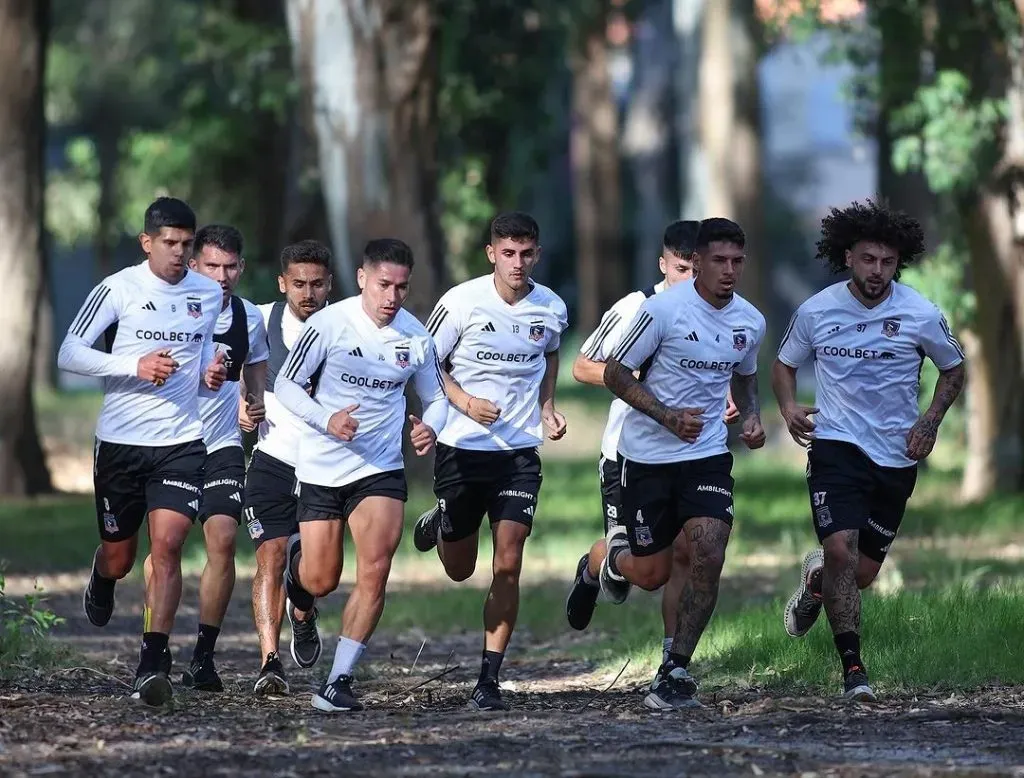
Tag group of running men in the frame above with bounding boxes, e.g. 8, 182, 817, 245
60, 195, 964, 712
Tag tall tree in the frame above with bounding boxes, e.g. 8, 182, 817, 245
0, 0, 53, 495
285, 0, 446, 317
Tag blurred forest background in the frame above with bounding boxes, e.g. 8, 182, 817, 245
2, 0, 1023, 505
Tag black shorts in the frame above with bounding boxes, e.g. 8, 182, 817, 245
806, 439, 918, 563
243, 449, 298, 549
599, 455, 623, 534
93, 438, 206, 542
619, 453, 734, 557
296, 470, 408, 523
199, 446, 246, 523
433, 442, 543, 542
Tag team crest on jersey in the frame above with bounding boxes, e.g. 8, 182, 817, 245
635, 525, 653, 547
186, 295, 203, 319
529, 321, 545, 342
395, 346, 410, 368
882, 318, 901, 338
732, 328, 747, 350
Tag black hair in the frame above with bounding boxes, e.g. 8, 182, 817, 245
490, 211, 540, 244
816, 199, 925, 280
695, 217, 746, 251
363, 238, 414, 269
280, 239, 332, 273
662, 220, 701, 256
194, 224, 243, 257
144, 197, 196, 235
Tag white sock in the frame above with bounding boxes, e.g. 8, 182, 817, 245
328, 636, 366, 683
582, 565, 599, 587
662, 638, 673, 663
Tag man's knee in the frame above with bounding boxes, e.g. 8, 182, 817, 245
631, 554, 672, 591
822, 531, 857, 571
255, 540, 287, 579
203, 517, 238, 562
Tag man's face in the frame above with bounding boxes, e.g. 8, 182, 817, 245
140, 227, 194, 279
357, 261, 411, 326
846, 241, 898, 301
278, 263, 332, 321
694, 240, 745, 301
189, 245, 243, 305
659, 250, 695, 287
486, 237, 540, 293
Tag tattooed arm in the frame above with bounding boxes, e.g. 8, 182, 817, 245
906, 362, 966, 460
730, 371, 766, 449
604, 357, 704, 443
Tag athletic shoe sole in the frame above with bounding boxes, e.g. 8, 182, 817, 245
565, 554, 599, 631
287, 598, 323, 669
413, 506, 440, 552
132, 674, 173, 707
311, 694, 363, 713
784, 547, 824, 637
844, 683, 877, 703
254, 672, 289, 695
83, 549, 114, 627
642, 691, 702, 711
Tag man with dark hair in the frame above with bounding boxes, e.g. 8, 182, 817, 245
412, 211, 569, 711
58, 197, 227, 705
773, 200, 965, 702
245, 239, 333, 694
600, 217, 767, 710
566, 221, 739, 671
280, 238, 449, 713
140, 224, 270, 692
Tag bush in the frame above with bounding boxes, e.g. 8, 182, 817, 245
0, 567, 68, 678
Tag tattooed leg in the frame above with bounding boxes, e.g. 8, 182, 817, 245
670, 518, 731, 659
821, 530, 860, 635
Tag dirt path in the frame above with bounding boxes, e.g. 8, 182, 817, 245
3, 577, 1024, 777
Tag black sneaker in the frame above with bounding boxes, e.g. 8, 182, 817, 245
82, 549, 115, 627
413, 504, 440, 552
599, 528, 631, 605
182, 652, 223, 692
566, 554, 600, 630
311, 674, 364, 712
784, 548, 824, 637
287, 601, 323, 669
254, 652, 289, 695
469, 680, 507, 711
843, 667, 877, 703
131, 662, 173, 707
644, 662, 701, 710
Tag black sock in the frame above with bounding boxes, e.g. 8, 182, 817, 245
141, 632, 169, 669
91, 564, 116, 595
834, 631, 863, 676
479, 650, 504, 685
286, 546, 316, 612
608, 544, 626, 577
667, 651, 691, 669
194, 624, 220, 658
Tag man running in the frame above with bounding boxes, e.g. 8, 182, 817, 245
412, 211, 569, 711
774, 200, 965, 702
245, 239, 332, 694
600, 217, 767, 710
58, 197, 227, 705
280, 238, 449, 713
566, 221, 739, 671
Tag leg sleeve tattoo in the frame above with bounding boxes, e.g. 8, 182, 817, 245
822, 530, 861, 635
671, 518, 731, 658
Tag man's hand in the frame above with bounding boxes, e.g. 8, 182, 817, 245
138, 349, 178, 386
204, 351, 228, 391
723, 395, 741, 425
542, 407, 567, 440
327, 404, 360, 441
664, 407, 705, 443
739, 415, 766, 449
781, 403, 818, 447
408, 414, 437, 456
239, 392, 265, 432
905, 414, 939, 460
466, 396, 501, 426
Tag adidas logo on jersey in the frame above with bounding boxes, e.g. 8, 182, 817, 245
482, 322, 496, 332
188, 499, 200, 512
349, 347, 364, 357
142, 301, 156, 311
685, 331, 699, 342
229, 492, 242, 503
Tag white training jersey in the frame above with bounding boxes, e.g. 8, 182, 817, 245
579, 282, 664, 462
57, 262, 222, 446
198, 296, 269, 453
426, 274, 569, 451
777, 280, 965, 468
255, 302, 313, 468
614, 279, 766, 464
275, 295, 447, 488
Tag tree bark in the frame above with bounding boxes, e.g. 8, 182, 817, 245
0, 0, 53, 495
570, 25, 625, 333
285, 0, 446, 319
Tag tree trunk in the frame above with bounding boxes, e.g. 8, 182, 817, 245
285, 0, 446, 320
699, 0, 765, 314
570, 25, 625, 333
673, 0, 706, 221
0, 0, 53, 495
